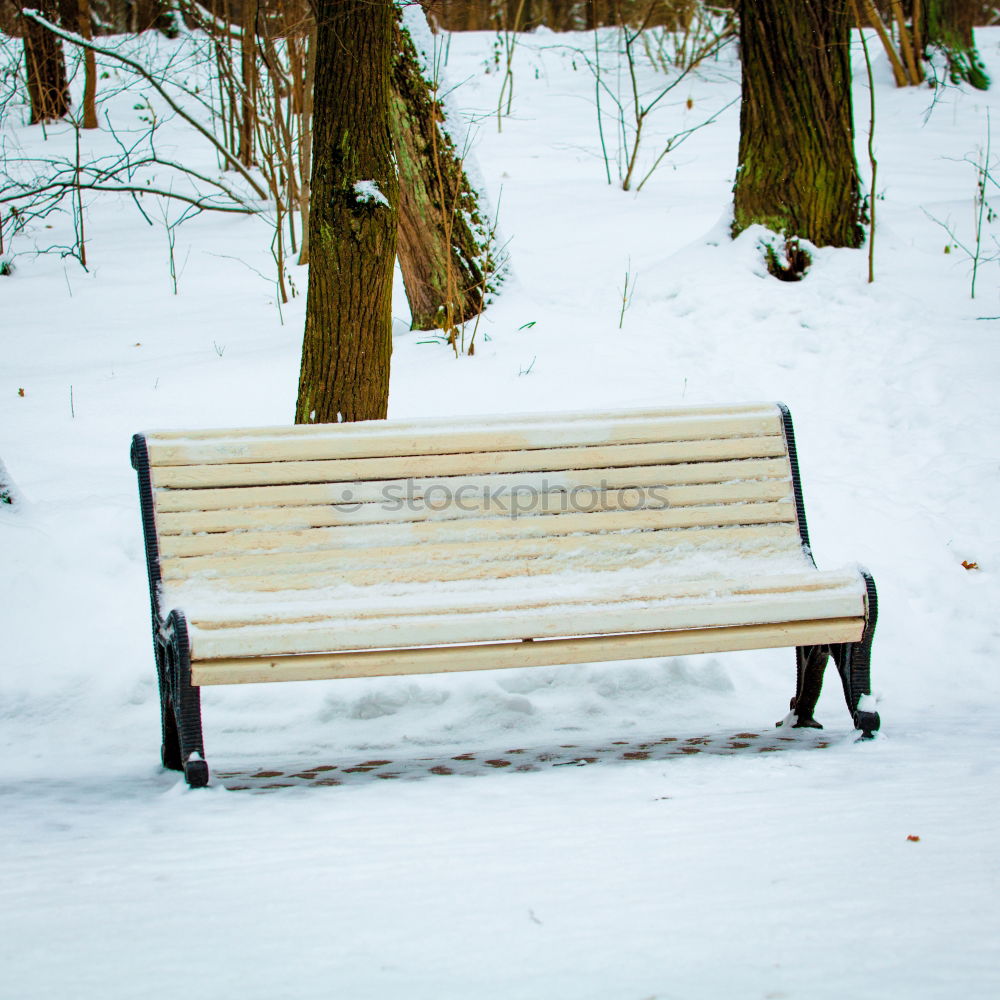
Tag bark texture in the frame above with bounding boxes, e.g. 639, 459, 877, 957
391, 7, 497, 332
238, 0, 259, 166
77, 0, 99, 128
295, 0, 398, 425
23, 1, 71, 124
925, 0, 989, 89
733, 0, 863, 248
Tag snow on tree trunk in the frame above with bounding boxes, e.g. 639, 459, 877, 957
732, 0, 863, 249
925, 0, 990, 90
391, 3, 505, 333
0, 457, 22, 507
294, 0, 398, 425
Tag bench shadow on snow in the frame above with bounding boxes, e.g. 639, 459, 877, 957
215, 727, 842, 792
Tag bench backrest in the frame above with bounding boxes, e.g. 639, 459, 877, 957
132, 403, 810, 606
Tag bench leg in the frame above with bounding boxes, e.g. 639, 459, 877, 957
830, 573, 882, 740
830, 572, 881, 739
780, 573, 880, 736
157, 610, 210, 787
785, 644, 831, 729
155, 637, 182, 772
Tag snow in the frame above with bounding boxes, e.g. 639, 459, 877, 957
2, 24, 1000, 1000
354, 179, 390, 208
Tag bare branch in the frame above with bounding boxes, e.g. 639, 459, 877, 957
19, 9, 268, 200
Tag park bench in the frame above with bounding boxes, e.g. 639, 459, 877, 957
131, 402, 879, 787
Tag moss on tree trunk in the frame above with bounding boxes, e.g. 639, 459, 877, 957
391, 7, 500, 332
294, 0, 398, 425
732, 0, 863, 249
925, 0, 989, 90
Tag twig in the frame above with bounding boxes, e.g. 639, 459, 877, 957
971, 109, 992, 299
594, 32, 612, 185
635, 97, 737, 192
618, 257, 636, 328
20, 10, 268, 200
0, 180, 256, 213
853, 7, 878, 283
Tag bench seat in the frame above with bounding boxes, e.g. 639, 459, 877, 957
174, 561, 865, 685
132, 402, 879, 786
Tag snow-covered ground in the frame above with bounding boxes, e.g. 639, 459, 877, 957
2, 23, 1000, 1000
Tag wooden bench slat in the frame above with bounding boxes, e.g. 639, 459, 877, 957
164, 524, 804, 592
187, 589, 866, 659
151, 458, 792, 517
158, 506, 799, 583
156, 482, 795, 559
150, 436, 791, 490
186, 569, 860, 629
190, 618, 866, 685
146, 412, 784, 467
145, 401, 779, 443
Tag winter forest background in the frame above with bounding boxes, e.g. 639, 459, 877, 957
2, 2, 1000, 998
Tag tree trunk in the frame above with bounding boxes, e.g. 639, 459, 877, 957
0, 2, 19, 37
77, 0, 99, 128
295, 0, 398, 425
391, 5, 500, 332
925, 0, 989, 89
588, 0, 609, 29
23, 1, 71, 124
732, 0, 862, 249
238, 0, 259, 167
857, 0, 911, 86
129, 0, 181, 36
